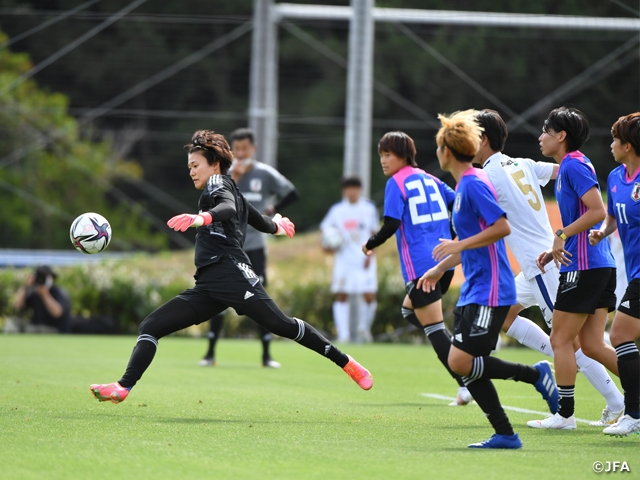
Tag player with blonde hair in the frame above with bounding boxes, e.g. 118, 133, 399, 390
419, 110, 558, 449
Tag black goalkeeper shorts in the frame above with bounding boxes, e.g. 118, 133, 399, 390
177, 254, 271, 322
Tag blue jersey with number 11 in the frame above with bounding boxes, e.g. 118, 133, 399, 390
384, 166, 455, 283
607, 164, 640, 280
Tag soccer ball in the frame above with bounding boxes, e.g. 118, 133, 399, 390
70, 212, 112, 254
321, 226, 344, 251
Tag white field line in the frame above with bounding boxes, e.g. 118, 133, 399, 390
421, 393, 592, 424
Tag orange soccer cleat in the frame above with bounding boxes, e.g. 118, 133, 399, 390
90, 382, 130, 404
343, 355, 373, 390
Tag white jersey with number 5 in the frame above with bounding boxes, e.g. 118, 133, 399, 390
483, 152, 555, 280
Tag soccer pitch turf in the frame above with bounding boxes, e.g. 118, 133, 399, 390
1, 335, 637, 480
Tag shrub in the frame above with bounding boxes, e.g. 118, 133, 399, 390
0, 255, 193, 333
0, 236, 551, 341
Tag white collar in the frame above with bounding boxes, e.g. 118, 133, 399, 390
483, 151, 503, 168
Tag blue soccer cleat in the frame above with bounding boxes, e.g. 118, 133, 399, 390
533, 360, 558, 414
468, 433, 522, 449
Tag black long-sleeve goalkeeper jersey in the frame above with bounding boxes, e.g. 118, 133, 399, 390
194, 174, 277, 269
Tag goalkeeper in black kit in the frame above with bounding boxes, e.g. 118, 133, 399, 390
90, 130, 372, 404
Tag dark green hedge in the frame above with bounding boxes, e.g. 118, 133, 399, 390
0, 256, 548, 341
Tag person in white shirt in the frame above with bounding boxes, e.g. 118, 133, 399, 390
320, 177, 379, 342
475, 109, 624, 426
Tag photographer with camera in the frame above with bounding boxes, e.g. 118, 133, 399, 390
13, 265, 71, 333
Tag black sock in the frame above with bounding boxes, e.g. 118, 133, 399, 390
292, 317, 349, 368
616, 342, 640, 419
258, 324, 273, 361
464, 356, 539, 384
118, 297, 200, 388
325, 345, 349, 368
401, 308, 463, 387
557, 385, 575, 418
240, 301, 350, 368
119, 335, 158, 389
204, 313, 224, 359
465, 378, 514, 436
424, 322, 465, 387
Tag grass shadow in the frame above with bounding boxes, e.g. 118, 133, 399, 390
352, 402, 446, 408
155, 417, 337, 425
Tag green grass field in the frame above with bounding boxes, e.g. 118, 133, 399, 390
1, 335, 637, 480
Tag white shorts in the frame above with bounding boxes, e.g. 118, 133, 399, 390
331, 258, 378, 295
515, 264, 559, 329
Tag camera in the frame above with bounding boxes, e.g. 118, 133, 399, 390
34, 266, 55, 286
35, 271, 48, 286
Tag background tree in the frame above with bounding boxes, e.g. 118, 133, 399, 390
0, 29, 167, 250
0, 0, 637, 245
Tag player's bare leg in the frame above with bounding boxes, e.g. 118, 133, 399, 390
578, 309, 619, 376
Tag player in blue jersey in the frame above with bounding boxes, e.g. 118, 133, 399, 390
589, 112, 640, 436
475, 109, 624, 427
362, 131, 471, 403
418, 110, 558, 449
528, 107, 618, 431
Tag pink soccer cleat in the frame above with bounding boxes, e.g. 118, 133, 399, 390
90, 382, 130, 404
343, 355, 373, 390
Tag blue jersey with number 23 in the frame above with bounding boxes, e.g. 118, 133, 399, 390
384, 166, 455, 283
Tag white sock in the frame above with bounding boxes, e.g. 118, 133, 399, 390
332, 301, 350, 342
357, 297, 369, 333
365, 300, 377, 328
575, 348, 624, 412
505, 315, 554, 357
356, 298, 376, 342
